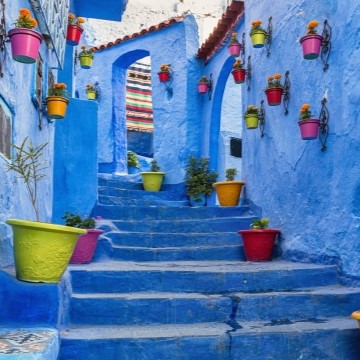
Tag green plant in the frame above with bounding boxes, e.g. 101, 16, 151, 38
150, 160, 161, 172
251, 218, 270, 229
306, 20, 319, 35
68, 13, 85, 27
266, 74, 283, 89
4, 137, 48, 222
198, 75, 209, 84
225, 168, 237, 181
48, 83, 70, 98
127, 151, 141, 168
229, 32, 239, 44
244, 105, 259, 116
250, 20, 267, 36
232, 59, 243, 70
14, 8, 38, 29
160, 64, 171, 72
185, 156, 218, 202
299, 103, 312, 121
62, 212, 96, 229
79, 45, 94, 59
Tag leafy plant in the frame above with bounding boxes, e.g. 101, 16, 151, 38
251, 218, 270, 229
14, 8, 38, 29
299, 103, 312, 121
185, 156, 218, 202
4, 137, 48, 221
225, 168, 237, 181
306, 20, 319, 35
232, 59, 243, 70
198, 75, 209, 84
250, 20, 267, 36
48, 83, 70, 98
244, 105, 259, 116
127, 151, 141, 168
79, 45, 95, 59
62, 212, 95, 229
150, 160, 161, 172
229, 32, 239, 44
160, 64, 171, 72
266, 74, 283, 88
68, 13, 85, 27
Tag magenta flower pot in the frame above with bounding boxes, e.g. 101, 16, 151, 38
300, 34, 323, 60
198, 83, 208, 94
265, 87, 283, 106
298, 118, 320, 140
228, 43, 241, 57
8, 28, 43, 64
69, 229, 104, 264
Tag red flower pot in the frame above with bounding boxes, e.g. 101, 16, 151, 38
70, 229, 104, 264
265, 87, 283, 106
231, 69, 246, 84
158, 71, 170, 82
238, 229, 279, 262
300, 34, 323, 60
228, 43, 241, 57
198, 83, 209, 94
298, 118, 320, 140
66, 24, 83, 46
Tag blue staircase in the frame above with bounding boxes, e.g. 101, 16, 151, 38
59, 177, 360, 359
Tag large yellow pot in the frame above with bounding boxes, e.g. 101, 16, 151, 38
213, 181, 245, 206
46, 96, 69, 119
6, 219, 86, 283
141, 172, 165, 191
250, 31, 266, 48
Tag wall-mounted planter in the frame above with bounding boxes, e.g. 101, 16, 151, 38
250, 31, 266, 48
265, 87, 283, 106
298, 118, 320, 140
79, 54, 93, 69
244, 114, 259, 129
198, 83, 209, 94
300, 34, 323, 60
66, 24, 83, 46
158, 71, 170, 82
8, 28, 42, 64
86, 91, 97, 100
46, 96, 69, 119
70, 229, 104, 264
231, 69, 245, 84
228, 43, 241, 57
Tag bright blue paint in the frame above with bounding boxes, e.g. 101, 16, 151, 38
71, 0, 127, 21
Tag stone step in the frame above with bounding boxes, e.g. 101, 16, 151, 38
59, 319, 360, 360
68, 260, 338, 294
106, 231, 242, 247
69, 286, 360, 326
98, 194, 189, 207
97, 217, 255, 232
111, 244, 245, 261
94, 204, 253, 221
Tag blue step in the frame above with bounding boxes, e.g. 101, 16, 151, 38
98, 194, 189, 207
68, 260, 339, 294
69, 286, 360, 326
59, 319, 360, 360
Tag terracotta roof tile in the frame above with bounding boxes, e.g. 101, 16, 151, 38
197, 0, 244, 63
93, 16, 185, 52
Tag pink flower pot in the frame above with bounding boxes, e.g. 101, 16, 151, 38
265, 87, 283, 106
158, 71, 170, 82
298, 118, 320, 140
8, 28, 43, 64
198, 83, 208, 94
231, 69, 246, 84
228, 43, 241, 57
300, 34, 323, 60
66, 24, 83, 46
70, 229, 104, 264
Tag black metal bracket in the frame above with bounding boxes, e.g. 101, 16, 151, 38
92, 81, 101, 101
282, 70, 290, 115
320, 20, 331, 71
245, 55, 251, 91
265, 16, 273, 57
259, 100, 265, 137
207, 73, 213, 101
241, 32, 246, 64
318, 97, 329, 152
0, 0, 8, 78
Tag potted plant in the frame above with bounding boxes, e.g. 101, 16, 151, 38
86, 84, 98, 100
249, 20, 267, 48
213, 168, 245, 207
300, 20, 322, 60
4, 138, 85, 283
140, 160, 165, 191
79, 45, 95, 69
62, 212, 103, 264
264, 73, 283, 106
228, 32, 241, 57
127, 150, 141, 174
244, 105, 259, 129
66, 13, 85, 46
185, 156, 218, 206
158, 64, 171, 82
351, 311, 360, 330
238, 218, 280, 261
298, 103, 320, 140
46, 83, 70, 119
231, 59, 245, 84
8, 8, 43, 64
198, 75, 210, 94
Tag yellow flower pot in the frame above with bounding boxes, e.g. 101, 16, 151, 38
352, 311, 360, 330
79, 54, 93, 69
250, 31, 266, 48
213, 181, 245, 206
87, 90, 97, 100
141, 172, 165, 192
46, 96, 69, 119
245, 114, 259, 129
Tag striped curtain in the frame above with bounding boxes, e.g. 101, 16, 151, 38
126, 61, 154, 132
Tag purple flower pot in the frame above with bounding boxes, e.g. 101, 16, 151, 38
70, 229, 104, 264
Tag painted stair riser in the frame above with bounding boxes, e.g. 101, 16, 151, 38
107, 231, 242, 247
94, 204, 252, 221
104, 218, 255, 233
69, 290, 360, 325
59, 326, 360, 360
70, 267, 338, 294
98, 195, 188, 207
111, 245, 246, 261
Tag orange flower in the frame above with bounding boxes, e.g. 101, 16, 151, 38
268, 76, 274, 82
81, 45, 86, 50
30, 18, 37, 27
307, 20, 319, 29
19, 8, 31, 17
274, 74, 282, 80
77, 17, 85, 23
68, 13, 75, 19
232, 32, 237, 37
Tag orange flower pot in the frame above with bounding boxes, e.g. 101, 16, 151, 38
213, 181, 245, 206
46, 96, 69, 119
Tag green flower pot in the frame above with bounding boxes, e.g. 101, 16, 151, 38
140, 172, 165, 191
6, 219, 86, 283
79, 54, 93, 69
